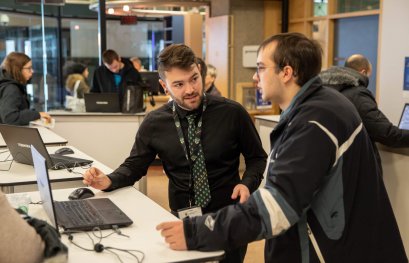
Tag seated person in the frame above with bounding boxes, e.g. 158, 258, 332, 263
0, 190, 44, 263
0, 52, 51, 125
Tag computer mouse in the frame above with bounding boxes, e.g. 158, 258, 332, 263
54, 147, 74, 155
68, 187, 95, 200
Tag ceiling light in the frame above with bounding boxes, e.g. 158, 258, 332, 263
107, 8, 115, 14
123, 5, 130, 12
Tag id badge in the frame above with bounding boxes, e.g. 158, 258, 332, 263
177, 206, 202, 219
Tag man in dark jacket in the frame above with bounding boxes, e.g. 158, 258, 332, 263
319, 54, 409, 173
91, 49, 142, 106
157, 33, 407, 262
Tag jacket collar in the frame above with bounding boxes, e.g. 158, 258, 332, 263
319, 66, 369, 92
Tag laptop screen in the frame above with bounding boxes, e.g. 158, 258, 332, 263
31, 146, 58, 229
399, 104, 409, 130
84, 93, 121, 113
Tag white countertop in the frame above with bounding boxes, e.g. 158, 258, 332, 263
254, 115, 280, 122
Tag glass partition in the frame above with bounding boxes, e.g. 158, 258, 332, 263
1, 3, 167, 111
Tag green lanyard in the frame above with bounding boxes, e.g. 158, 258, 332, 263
172, 95, 207, 164
172, 95, 207, 207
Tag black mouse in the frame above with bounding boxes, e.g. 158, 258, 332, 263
68, 188, 95, 200
54, 147, 74, 155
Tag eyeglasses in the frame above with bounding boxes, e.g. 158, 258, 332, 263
256, 65, 277, 78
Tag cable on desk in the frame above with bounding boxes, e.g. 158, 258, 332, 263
52, 162, 92, 176
63, 226, 145, 263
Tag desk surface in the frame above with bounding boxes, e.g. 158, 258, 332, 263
254, 115, 280, 122
0, 126, 68, 148
23, 186, 224, 263
0, 146, 111, 187
50, 111, 145, 117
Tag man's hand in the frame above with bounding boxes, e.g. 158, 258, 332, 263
156, 221, 187, 250
231, 184, 250, 203
83, 167, 112, 190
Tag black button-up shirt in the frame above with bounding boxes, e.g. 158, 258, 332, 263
107, 95, 267, 213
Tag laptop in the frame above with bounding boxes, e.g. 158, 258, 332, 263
0, 124, 93, 170
31, 146, 133, 231
398, 103, 409, 130
84, 93, 121, 113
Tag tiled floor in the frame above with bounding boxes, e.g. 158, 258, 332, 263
146, 166, 264, 263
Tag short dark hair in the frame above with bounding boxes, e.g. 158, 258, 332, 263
157, 44, 197, 80
258, 32, 322, 86
1, 52, 31, 85
344, 54, 371, 73
102, 49, 120, 64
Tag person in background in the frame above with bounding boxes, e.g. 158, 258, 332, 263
83, 44, 267, 263
130, 57, 146, 72
156, 33, 407, 263
91, 50, 142, 105
0, 52, 51, 125
0, 190, 44, 263
63, 61, 90, 98
205, 64, 222, 97
320, 54, 409, 173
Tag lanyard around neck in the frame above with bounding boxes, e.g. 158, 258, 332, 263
172, 95, 207, 163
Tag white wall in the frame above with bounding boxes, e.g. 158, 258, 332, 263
378, 0, 409, 123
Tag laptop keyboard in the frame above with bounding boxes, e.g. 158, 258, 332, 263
59, 201, 104, 226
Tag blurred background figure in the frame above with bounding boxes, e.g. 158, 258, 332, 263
205, 64, 221, 97
130, 57, 146, 72
0, 52, 51, 125
63, 61, 90, 99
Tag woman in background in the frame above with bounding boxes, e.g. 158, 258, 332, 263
0, 52, 51, 125
63, 61, 90, 98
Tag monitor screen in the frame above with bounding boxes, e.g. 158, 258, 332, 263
140, 71, 164, 95
399, 104, 409, 130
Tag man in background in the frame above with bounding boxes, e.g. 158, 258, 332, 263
92, 49, 142, 105
320, 54, 409, 173
205, 64, 222, 96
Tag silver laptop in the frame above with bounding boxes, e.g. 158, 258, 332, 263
31, 146, 133, 231
84, 93, 121, 112
0, 124, 92, 170
398, 103, 409, 130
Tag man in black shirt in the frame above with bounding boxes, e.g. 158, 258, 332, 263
83, 44, 267, 262
91, 49, 142, 106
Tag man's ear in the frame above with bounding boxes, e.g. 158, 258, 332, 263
282, 65, 294, 84
159, 79, 169, 94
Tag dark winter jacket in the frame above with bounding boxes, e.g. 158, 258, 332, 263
183, 77, 407, 262
91, 58, 142, 105
0, 69, 40, 125
320, 66, 409, 172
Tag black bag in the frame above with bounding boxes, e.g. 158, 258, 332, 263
122, 81, 145, 113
